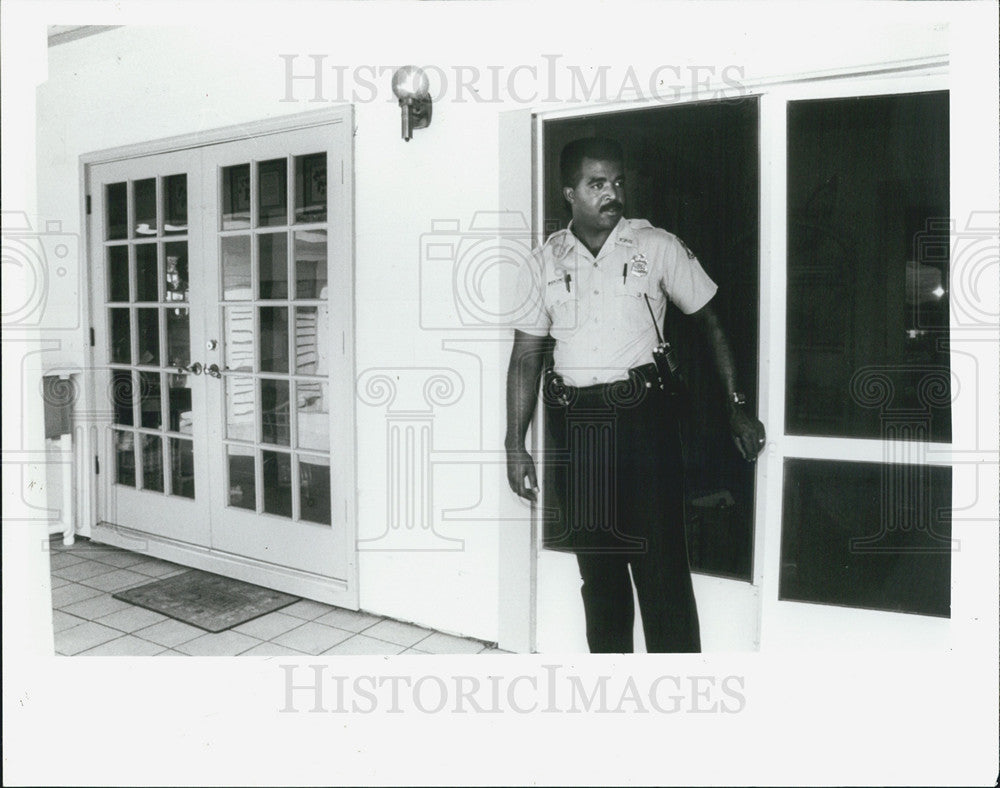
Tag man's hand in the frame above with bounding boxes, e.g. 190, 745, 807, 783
506, 446, 539, 501
728, 406, 766, 462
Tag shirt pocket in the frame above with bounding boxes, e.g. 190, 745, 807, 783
547, 288, 582, 340
616, 275, 663, 333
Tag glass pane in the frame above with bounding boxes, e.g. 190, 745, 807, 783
299, 455, 331, 525
227, 445, 255, 510
261, 378, 290, 446
262, 450, 292, 517
111, 370, 134, 426
109, 308, 132, 364
163, 174, 188, 234
135, 244, 159, 302
259, 307, 289, 373
294, 153, 327, 223
138, 371, 162, 429
780, 458, 951, 617
137, 308, 160, 366
259, 232, 288, 299
107, 246, 130, 302
167, 371, 193, 434
164, 241, 189, 303
141, 434, 164, 492
225, 375, 256, 442
106, 182, 127, 240
257, 158, 288, 227
222, 163, 251, 230
296, 380, 328, 452
294, 230, 327, 299
294, 306, 324, 375
786, 91, 950, 441
166, 307, 191, 369
223, 305, 255, 372
133, 178, 157, 236
170, 438, 195, 498
114, 429, 135, 486
221, 235, 252, 300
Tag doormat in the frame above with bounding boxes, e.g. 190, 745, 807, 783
113, 569, 301, 633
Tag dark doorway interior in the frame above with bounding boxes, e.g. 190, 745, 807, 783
542, 98, 760, 581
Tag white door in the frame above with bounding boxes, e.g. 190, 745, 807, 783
88, 111, 355, 596
90, 148, 211, 546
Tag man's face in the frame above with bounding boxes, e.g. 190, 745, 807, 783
563, 157, 625, 234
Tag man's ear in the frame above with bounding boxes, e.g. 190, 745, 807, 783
562, 186, 575, 205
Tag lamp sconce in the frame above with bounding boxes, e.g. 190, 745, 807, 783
391, 65, 432, 141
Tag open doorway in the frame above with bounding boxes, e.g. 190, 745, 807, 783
541, 97, 760, 582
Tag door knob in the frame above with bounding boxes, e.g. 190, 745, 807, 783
206, 363, 222, 378
176, 361, 203, 375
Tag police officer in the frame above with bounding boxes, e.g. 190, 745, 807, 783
505, 137, 766, 653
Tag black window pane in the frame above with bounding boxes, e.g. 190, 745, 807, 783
780, 458, 951, 617
107, 246, 129, 302
299, 457, 331, 525
111, 370, 134, 425
133, 178, 157, 237
106, 182, 127, 240
227, 447, 255, 510
138, 371, 161, 429
262, 450, 292, 517
259, 306, 288, 373
259, 232, 288, 299
786, 91, 950, 441
141, 434, 164, 492
222, 164, 251, 231
261, 378, 290, 446
135, 244, 158, 301
257, 158, 287, 227
170, 438, 195, 498
137, 308, 160, 366
114, 430, 135, 486
294, 153, 327, 223
163, 174, 187, 234
109, 308, 131, 364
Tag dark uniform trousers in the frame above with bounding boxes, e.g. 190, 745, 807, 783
541, 363, 701, 654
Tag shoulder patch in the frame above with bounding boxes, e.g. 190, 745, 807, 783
678, 237, 697, 260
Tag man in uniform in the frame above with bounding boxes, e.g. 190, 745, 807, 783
505, 137, 766, 653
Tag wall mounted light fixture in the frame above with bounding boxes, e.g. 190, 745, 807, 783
391, 65, 432, 141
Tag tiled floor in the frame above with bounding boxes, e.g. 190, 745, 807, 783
49, 536, 507, 656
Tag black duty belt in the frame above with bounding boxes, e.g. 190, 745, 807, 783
543, 363, 665, 406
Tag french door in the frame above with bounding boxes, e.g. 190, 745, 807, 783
88, 111, 355, 596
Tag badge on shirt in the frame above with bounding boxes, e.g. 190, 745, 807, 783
629, 253, 649, 276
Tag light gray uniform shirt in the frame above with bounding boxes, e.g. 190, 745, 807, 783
515, 217, 718, 387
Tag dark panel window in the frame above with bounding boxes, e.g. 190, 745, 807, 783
780, 458, 951, 617
786, 91, 950, 441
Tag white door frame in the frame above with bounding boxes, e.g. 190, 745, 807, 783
498, 55, 951, 652
79, 106, 359, 607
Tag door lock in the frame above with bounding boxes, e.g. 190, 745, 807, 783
206, 339, 218, 350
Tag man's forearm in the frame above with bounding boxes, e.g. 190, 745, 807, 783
505, 331, 548, 450
692, 303, 740, 408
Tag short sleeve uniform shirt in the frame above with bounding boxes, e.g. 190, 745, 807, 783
514, 217, 718, 387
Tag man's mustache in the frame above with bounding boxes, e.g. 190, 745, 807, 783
601, 200, 623, 213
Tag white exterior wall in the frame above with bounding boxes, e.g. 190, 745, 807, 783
30, 3, 971, 644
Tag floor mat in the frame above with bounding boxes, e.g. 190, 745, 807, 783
113, 569, 300, 633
